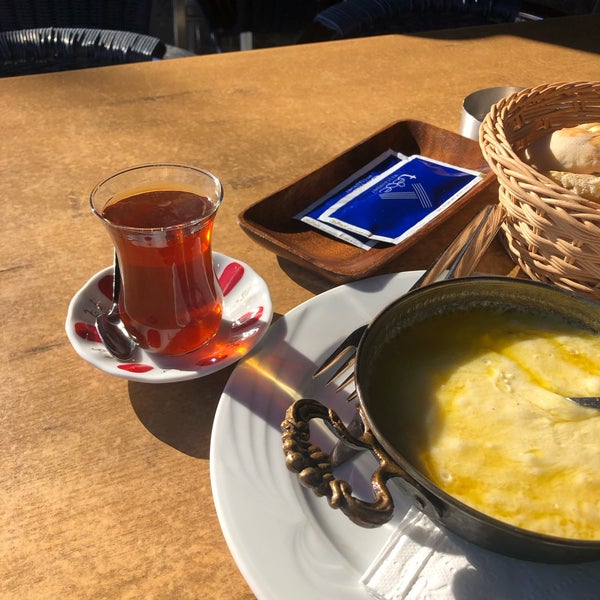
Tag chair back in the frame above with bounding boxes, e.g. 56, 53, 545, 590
309, 0, 522, 39
0, 27, 165, 77
0, 0, 153, 34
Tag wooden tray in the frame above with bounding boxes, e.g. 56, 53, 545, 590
238, 120, 496, 283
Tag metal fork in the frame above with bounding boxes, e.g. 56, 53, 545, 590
315, 203, 504, 465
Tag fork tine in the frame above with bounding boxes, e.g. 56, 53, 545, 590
334, 368, 356, 392
346, 389, 358, 403
323, 353, 357, 388
312, 324, 367, 379
315, 346, 354, 380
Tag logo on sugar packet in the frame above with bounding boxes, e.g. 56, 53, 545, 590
377, 173, 433, 209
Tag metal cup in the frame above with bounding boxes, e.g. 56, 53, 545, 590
459, 86, 524, 140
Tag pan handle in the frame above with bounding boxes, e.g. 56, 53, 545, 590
282, 398, 437, 527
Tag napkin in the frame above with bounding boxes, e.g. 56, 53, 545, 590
361, 506, 600, 600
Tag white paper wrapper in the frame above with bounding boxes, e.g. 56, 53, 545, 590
361, 506, 600, 600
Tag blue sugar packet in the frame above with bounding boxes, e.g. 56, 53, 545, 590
295, 150, 407, 250
320, 155, 483, 244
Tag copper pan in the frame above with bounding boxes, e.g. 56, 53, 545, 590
282, 277, 600, 563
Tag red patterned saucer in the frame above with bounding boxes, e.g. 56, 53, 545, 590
66, 252, 272, 382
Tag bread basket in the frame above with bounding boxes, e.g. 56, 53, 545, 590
479, 81, 600, 298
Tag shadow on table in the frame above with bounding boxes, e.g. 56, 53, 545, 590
416, 13, 600, 55
127, 312, 287, 458
127, 364, 237, 458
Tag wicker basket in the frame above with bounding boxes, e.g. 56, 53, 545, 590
479, 81, 600, 298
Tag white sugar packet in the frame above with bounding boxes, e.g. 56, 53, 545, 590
361, 505, 600, 600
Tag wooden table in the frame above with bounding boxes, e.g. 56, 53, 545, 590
1, 14, 600, 599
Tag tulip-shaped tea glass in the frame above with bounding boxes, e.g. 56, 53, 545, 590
90, 163, 224, 356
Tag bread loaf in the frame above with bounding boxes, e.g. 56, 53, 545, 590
547, 170, 600, 202
524, 122, 600, 200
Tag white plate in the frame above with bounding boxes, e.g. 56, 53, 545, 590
211, 271, 600, 600
210, 271, 419, 600
65, 252, 272, 383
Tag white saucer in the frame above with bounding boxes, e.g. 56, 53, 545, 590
65, 251, 272, 383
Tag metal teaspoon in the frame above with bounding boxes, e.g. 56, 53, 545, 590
567, 395, 600, 409
96, 253, 137, 361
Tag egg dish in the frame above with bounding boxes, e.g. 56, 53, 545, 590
370, 309, 600, 540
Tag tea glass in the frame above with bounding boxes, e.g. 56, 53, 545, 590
90, 163, 224, 356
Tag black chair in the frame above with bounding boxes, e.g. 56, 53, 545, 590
0, 27, 167, 77
176, 0, 324, 52
303, 0, 525, 41
0, 1, 195, 77
0, 0, 154, 34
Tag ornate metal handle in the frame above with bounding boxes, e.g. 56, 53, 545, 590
281, 398, 407, 527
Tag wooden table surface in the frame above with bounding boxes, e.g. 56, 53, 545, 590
2, 14, 600, 599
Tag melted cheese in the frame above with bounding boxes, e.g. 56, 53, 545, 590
371, 309, 600, 540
